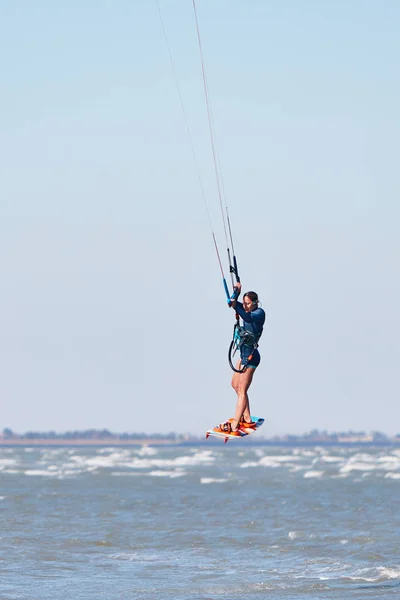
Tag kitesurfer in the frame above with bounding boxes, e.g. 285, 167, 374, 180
222, 282, 265, 433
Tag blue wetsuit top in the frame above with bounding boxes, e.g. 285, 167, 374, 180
232, 302, 266, 367
233, 302, 266, 340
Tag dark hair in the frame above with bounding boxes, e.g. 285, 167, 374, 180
243, 291, 258, 306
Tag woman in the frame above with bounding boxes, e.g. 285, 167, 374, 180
222, 282, 265, 433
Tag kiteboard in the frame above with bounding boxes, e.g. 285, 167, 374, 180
206, 416, 264, 443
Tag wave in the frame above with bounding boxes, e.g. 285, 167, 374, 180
1, 446, 400, 480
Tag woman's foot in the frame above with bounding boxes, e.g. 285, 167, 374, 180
230, 418, 239, 432
219, 418, 240, 433
240, 417, 256, 427
240, 421, 256, 429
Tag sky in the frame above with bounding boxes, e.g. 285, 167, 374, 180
1, 0, 399, 437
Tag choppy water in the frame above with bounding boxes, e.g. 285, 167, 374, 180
1, 444, 399, 599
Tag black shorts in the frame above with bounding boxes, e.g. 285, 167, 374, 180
240, 347, 261, 369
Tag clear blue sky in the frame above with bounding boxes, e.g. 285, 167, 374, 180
1, 1, 399, 436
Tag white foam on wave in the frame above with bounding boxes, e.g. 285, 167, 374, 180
258, 458, 282, 468
294, 449, 317, 457
111, 552, 164, 562
253, 448, 267, 458
262, 455, 301, 463
339, 451, 400, 475
136, 445, 158, 457
340, 461, 376, 474
303, 470, 324, 478
377, 455, 399, 464
384, 472, 400, 479
24, 470, 60, 477
97, 447, 119, 454
240, 461, 259, 468
61, 470, 84, 478
126, 457, 164, 469
200, 477, 229, 484
40, 449, 65, 457
378, 567, 400, 579
376, 455, 400, 472
68, 451, 131, 470
123, 450, 216, 471
24, 467, 81, 479
0, 458, 19, 470
242, 452, 305, 470
110, 471, 143, 477
111, 472, 142, 476
319, 455, 344, 463
346, 566, 400, 582
148, 470, 186, 478
246, 455, 302, 469
170, 450, 215, 466
95, 445, 158, 458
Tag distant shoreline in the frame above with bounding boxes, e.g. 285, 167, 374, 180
1, 438, 400, 448
2, 427, 399, 448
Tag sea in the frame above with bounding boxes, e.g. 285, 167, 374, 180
1, 443, 399, 600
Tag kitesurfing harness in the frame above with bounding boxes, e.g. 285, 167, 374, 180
228, 294, 262, 374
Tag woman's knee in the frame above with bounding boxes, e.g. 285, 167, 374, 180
240, 371, 255, 393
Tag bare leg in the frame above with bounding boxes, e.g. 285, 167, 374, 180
230, 360, 255, 430
242, 395, 251, 423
